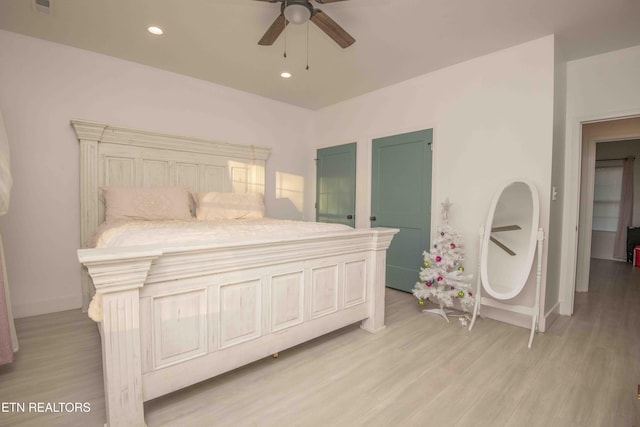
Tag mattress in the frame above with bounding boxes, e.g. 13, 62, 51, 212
92, 218, 353, 248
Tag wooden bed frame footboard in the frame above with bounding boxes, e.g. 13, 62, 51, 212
78, 228, 397, 427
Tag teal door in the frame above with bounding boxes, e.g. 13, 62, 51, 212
316, 143, 356, 228
371, 130, 432, 292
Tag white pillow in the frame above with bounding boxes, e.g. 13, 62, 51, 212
102, 186, 193, 223
194, 192, 264, 220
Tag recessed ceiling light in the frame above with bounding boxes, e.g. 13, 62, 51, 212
147, 26, 164, 35
280, 72, 292, 79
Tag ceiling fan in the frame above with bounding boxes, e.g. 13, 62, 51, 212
254, 0, 355, 49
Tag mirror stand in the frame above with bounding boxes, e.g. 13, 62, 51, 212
469, 227, 545, 348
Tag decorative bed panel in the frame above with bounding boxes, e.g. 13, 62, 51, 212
74, 120, 270, 310
72, 120, 397, 427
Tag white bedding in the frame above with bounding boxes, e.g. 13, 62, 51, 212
93, 218, 353, 248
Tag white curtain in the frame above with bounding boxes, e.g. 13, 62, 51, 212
613, 156, 634, 260
0, 110, 17, 365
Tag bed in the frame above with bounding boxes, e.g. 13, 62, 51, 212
72, 120, 398, 427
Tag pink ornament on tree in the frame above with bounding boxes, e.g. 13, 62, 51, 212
436, 256, 442, 262
450, 243, 456, 249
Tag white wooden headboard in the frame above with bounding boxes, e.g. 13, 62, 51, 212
71, 119, 271, 310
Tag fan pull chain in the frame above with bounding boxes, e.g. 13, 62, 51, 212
283, 1, 288, 58
306, 20, 310, 70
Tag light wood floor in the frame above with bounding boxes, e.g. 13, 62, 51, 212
1, 258, 639, 426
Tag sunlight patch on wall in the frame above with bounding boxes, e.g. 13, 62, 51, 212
276, 172, 304, 213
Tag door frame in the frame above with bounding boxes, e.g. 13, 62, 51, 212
576, 132, 640, 294
561, 110, 640, 315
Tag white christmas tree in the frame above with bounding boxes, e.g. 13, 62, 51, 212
413, 199, 474, 316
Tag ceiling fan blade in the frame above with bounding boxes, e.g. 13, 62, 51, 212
491, 225, 522, 232
315, 0, 350, 3
310, 10, 355, 48
490, 236, 516, 256
259, 14, 288, 46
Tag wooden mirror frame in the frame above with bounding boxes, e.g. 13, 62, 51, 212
469, 179, 544, 349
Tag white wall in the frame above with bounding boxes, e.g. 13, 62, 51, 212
544, 37, 567, 325
310, 36, 556, 330
561, 44, 640, 313
590, 231, 617, 260
0, 30, 314, 317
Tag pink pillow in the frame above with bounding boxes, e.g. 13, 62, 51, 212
102, 187, 193, 223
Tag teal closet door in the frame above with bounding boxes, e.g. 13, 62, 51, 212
371, 130, 432, 292
316, 143, 356, 228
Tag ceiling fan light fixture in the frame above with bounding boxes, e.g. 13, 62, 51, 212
280, 71, 292, 78
257, 0, 355, 49
283, 1, 312, 25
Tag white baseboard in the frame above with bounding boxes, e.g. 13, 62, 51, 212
12, 295, 82, 318
543, 300, 561, 332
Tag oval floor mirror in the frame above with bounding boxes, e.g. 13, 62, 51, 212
468, 179, 544, 348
